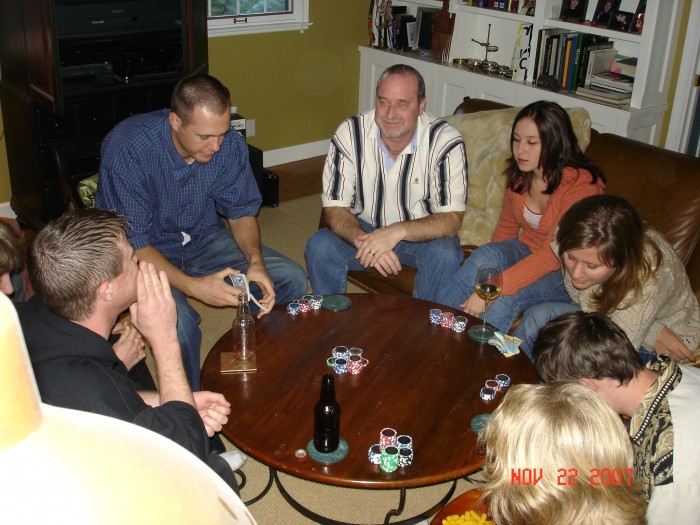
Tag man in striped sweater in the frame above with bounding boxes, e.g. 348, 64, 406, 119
305, 64, 468, 301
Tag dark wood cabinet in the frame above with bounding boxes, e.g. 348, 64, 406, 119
0, 0, 208, 228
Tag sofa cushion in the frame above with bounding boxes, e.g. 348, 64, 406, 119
443, 107, 592, 248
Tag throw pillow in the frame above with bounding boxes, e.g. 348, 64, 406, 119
443, 106, 592, 248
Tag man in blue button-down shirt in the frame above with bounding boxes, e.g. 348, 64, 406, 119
96, 74, 307, 389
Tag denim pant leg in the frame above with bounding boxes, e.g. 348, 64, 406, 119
436, 238, 530, 314
513, 302, 582, 361
169, 225, 307, 388
393, 235, 463, 302
305, 224, 375, 295
487, 270, 570, 333
183, 225, 306, 309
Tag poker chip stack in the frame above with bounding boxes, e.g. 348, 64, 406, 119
287, 294, 324, 315
428, 308, 467, 333
368, 428, 414, 471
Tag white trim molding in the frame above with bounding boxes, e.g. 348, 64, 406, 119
666, 0, 700, 153
263, 139, 329, 167
0, 202, 16, 218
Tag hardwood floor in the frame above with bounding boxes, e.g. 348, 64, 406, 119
268, 155, 325, 203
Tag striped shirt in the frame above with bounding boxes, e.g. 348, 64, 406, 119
321, 110, 468, 228
96, 109, 261, 257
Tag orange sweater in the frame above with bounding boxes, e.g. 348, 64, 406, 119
492, 167, 605, 296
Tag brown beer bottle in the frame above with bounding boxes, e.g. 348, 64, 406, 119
313, 374, 340, 453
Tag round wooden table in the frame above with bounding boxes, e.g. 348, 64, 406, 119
201, 294, 539, 523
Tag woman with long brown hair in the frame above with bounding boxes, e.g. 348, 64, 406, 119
515, 194, 700, 362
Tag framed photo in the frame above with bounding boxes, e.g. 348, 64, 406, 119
559, 0, 588, 22
630, 0, 646, 34
610, 10, 633, 31
519, 0, 535, 16
592, 0, 619, 27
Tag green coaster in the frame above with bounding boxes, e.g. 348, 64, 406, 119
321, 294, 352, 312
470, 414, 491, 435
306, 438, 349, 464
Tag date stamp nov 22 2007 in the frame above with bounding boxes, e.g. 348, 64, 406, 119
510, 467, 634, 486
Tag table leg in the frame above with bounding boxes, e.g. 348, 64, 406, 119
274, 470, 458, 525
243, 466, 275, 506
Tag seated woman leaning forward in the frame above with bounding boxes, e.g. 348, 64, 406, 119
437, 100, 605, 332
514, 194, 700, 362
478, 381, 647, 525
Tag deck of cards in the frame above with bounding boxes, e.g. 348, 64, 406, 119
487, 331, 521, 357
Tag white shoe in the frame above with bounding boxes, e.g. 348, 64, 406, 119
220, 451, 247, 471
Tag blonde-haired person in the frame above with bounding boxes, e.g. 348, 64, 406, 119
478, 381, 647, 525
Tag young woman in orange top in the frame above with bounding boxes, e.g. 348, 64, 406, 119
437, 101, 605, 332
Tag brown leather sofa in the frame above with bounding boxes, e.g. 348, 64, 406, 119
342, 98, 700, 300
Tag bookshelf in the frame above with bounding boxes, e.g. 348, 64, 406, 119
360, 0, 683, 145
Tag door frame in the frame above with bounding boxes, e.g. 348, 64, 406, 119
666, 0, 700, 154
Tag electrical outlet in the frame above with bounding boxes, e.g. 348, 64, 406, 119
246, 119, 256, 137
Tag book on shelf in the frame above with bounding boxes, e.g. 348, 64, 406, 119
576, 35, 612, 87
582, 47, 617, 88
575, 85, 631, 105
611, 55, 637, 77
590, 71, 634, 93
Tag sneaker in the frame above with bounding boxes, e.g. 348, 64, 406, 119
220, 450, 247, 471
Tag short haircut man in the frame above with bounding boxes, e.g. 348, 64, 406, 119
21, 209, 240, 492
533, 311, 700, 525
96, 74, 307, 389
305, 64, 468, 300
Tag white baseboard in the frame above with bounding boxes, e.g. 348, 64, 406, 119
263, 139, 329, 168
0, 202, 16, 219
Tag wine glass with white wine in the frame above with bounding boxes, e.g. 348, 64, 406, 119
468, 265, 503, 343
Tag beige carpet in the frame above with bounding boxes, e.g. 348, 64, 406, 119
188, 194, 481, 524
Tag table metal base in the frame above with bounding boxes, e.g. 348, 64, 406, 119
271, 469, 458, 525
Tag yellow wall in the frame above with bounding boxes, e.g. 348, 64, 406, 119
210, 0, 368, 151
0, 0, 691, 203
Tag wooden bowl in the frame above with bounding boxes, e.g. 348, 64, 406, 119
430, 489, 489, 525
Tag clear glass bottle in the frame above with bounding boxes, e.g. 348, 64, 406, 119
232, 292, 255, 361
314, 374, 341, 453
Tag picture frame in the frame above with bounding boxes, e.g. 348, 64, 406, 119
519, 0, 535, 16
629, 0, 646, 34
610, 10, 633, 32
559, 0, 588, 23
592, 0, 619, 27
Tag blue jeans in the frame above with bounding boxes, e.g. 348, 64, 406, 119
165, 224, 308, 390
304, 218, 463, 303
514, 302, 659, 364
513, 302, 581, 361
436, 238, 570, 332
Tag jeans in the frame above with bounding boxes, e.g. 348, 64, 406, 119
436, 238, 570, 332
166, 224, 308, 390
514, 302, 659, 364
304, 218, 463, 303
513, 302, 581, 361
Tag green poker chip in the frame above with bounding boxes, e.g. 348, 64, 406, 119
470, 413, 491, 435
321, 294, 352, 312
